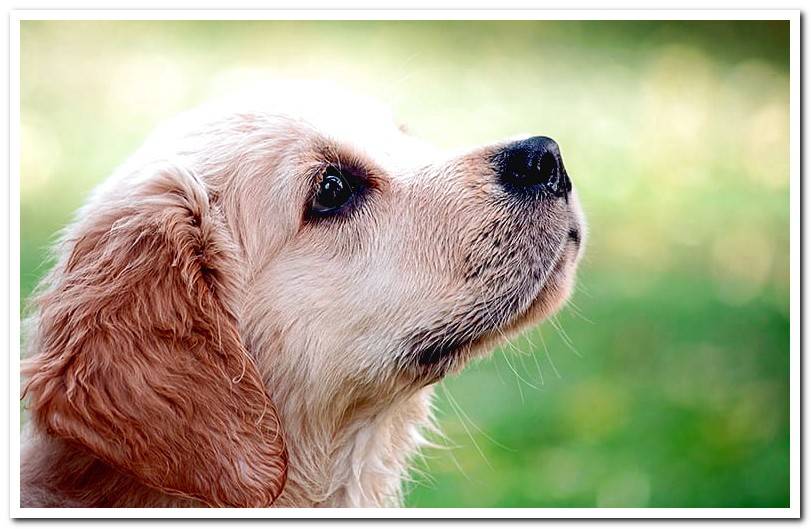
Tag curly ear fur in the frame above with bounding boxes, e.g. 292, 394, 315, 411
22, 166, 287, 507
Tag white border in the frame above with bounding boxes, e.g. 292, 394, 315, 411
9, 9, 800, 520
788, 5, 800, 521
10, 7, 21, 523
6, 9, 802, 19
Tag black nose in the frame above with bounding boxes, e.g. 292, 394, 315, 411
494, 136, 571, 198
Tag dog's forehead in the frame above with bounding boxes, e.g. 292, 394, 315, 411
209, 82, 436, 170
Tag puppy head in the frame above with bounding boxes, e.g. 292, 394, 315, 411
21, 83, 585, 506
216, 86, 586, 397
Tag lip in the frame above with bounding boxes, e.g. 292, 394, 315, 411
567, 227, 581, 246
487, 238, 574, 338
412, 235, 577, 375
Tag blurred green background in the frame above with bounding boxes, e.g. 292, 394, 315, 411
20, 20, 790, 508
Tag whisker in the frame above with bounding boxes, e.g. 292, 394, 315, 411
474, 292, 540, 394
537, 328, 562, 380
466, 275, 541, 395
444, 386, 516, 453
514, 351, 535, 399
492, 349, 509, 386
501, 348, 540, 393
502, 349, 526, 404
548, 315, 583, 358
446, 446, 472, 482
523, 331, 546, 386
565, 299, 595, 325
471, 267, 564, 394
439, 385, 493, 471
575, 280, 594, 299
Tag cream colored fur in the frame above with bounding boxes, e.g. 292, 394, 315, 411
21, 82, 585, 508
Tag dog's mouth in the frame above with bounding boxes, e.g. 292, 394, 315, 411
405, 230, 581, 381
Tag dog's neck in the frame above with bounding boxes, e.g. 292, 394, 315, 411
271, 384, 435, 507
20, 386, 435, 508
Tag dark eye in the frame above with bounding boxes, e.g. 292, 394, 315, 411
311, 167, 355, 215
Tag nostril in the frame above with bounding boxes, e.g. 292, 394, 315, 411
537, 151, 558, 184
495, 135, 571, 198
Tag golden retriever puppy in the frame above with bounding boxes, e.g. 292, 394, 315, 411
20, 83, 586, 508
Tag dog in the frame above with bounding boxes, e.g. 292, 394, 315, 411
20, 83, 586, 508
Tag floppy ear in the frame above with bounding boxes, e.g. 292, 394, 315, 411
22, 165, 287, 507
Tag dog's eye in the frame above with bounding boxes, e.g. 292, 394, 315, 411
311, 167, 355, 214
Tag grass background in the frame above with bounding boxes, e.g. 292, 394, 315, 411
20, 20, 790, 508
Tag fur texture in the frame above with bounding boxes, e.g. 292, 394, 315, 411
20, 83, 585, 508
